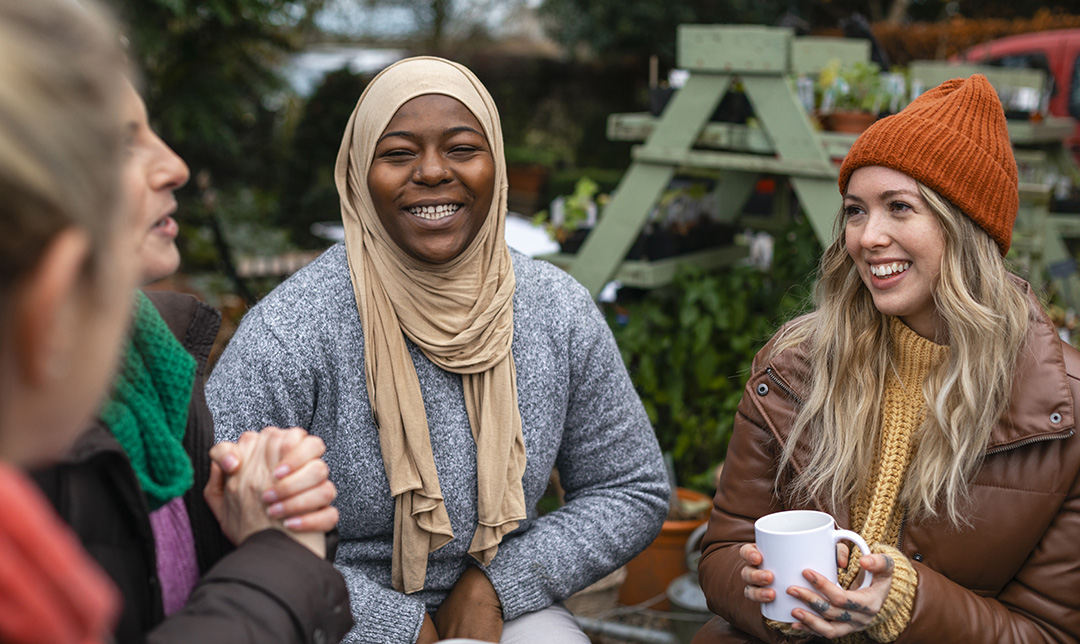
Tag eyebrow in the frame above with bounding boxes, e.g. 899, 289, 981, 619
376, 125, 485, 145
844, 188, 921, 201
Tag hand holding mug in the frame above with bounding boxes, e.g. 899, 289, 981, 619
744, 510, 897, 638
738, 541, 853, 605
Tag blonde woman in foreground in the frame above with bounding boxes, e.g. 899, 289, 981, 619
0, 0, 132, 641
696, 75, 1080, 643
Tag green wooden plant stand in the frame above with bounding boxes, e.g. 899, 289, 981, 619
548, 25, 1080, 311
545, 25, 869, 297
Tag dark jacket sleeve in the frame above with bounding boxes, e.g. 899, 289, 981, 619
147, 529, 352, 644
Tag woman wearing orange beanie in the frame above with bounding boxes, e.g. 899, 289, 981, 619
695, 74, 1080, 643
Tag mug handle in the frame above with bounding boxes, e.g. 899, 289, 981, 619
832, 529, 874, 590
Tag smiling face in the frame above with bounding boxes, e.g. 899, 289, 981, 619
367, 94, 495, 264
844, 165, 947, 340
120, 82, 190, 285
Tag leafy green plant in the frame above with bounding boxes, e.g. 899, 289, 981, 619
819, 60, 883, 113
532, 176, 605, 242
606, 215, 820, 492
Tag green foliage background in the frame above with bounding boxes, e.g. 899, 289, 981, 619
607, 216, 821, 491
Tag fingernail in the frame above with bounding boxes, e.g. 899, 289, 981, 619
273, 464, 291, 479
262, 489, 278, 503
267, 503, 285, 517
222, 455, 239, 472
284, 518, 301, 529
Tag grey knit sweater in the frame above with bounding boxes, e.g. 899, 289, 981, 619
206, 243, 668, 644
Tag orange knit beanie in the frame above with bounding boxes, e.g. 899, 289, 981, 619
838, 74, 1018, 255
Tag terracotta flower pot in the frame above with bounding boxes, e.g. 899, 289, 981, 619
617, 487, 712, 609
823, 110, 878, 134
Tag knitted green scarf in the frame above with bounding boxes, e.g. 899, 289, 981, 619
101, 291, 196, 511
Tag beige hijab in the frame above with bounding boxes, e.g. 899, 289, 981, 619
333, 56, 527, 594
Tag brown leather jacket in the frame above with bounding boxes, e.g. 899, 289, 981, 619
697, 293, 1080, 643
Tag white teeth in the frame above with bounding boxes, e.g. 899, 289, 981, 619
408, 204, 461, 220
870, 261, 911, 278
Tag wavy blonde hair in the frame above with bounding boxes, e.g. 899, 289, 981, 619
771, 182, 1032, 525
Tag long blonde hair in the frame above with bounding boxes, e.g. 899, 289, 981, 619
772, 183, 1032, 525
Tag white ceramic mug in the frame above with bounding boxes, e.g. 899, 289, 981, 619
753, 509, 873, 622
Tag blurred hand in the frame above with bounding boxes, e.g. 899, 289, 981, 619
433, 566, 503, 642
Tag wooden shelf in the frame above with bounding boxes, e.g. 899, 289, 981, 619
1007, 117, 1075, 145
555, 26, 859, 296
608, 112, 858, 161
540, 245, 749, 290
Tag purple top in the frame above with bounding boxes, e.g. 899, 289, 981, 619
149, 496, 199, 615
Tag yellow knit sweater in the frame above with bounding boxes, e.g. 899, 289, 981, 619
770, 318, 947, 642
843, 318, 948, 642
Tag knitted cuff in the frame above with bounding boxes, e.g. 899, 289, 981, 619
865, 544, 918, 643
765, 617, 815, 638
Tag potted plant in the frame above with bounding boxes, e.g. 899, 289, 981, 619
532, 176, 604, 254
818, 60, 883, 133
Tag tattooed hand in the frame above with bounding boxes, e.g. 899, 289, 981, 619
784, 553, 898, 639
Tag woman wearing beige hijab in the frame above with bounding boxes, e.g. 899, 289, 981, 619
208, 56, 669, 643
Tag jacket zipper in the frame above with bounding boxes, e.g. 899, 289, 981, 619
985, 430, 1074, 456
766, 367, 804, 404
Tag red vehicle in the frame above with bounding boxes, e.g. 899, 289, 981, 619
957, 29, 1080, 154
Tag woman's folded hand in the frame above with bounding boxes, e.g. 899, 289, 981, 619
205, 427, 335, 557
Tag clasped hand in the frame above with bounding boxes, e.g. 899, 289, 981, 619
204, 426, 339, 558
739, 542, 897, 639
